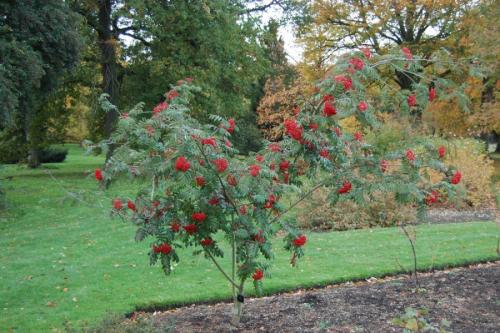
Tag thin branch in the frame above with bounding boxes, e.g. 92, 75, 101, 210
400, 224, 420, 289
194, 141, 241, 216
242, 0, 281, 14
206, 250, 239, 289
269, 181, 324, 225
120, 32, 151, 46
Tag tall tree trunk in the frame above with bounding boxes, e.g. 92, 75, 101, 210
480, 77, 498, 152
24, 103, 40, 168
97, 0, 119, 160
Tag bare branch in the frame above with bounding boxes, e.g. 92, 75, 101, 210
120, 32, 151, 46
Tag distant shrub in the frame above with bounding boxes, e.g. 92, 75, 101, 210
0, 141, 67, 164
428, 138, 494, 208
0, 127, 28, 164
365, 114, 414, 154
39, 147, 68, 163
231, 115, 263, 154
298, 137, 495, 230
297, 187, 415, 231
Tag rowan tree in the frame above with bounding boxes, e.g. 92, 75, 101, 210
91, 48, 465, 325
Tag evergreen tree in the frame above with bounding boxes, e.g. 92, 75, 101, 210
0, 0, 81, 167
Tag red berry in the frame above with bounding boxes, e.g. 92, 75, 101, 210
208, 197, 219, 206
279, 160, 290, 171
438, 146, 445, 158
264, 194, 276, 209
284, 119, 303, 141
451, 171, 462, 185
319, 149, 330, 159
175, 156, 190, 172
153, 243, 172, 255
380, 160, 388, 172
171, 223, 180, 232
323, 100, 336, 116
195, 175, 206, 187
213, 158, 229, 173
183, 224, 197, 235
153, 101, 168, 114
293, 235, 307, 247
349, 57, 364, 70
201, 137, 217, 147
252, 268, 264, 281
167, 89, 179, 100
358, 101, 367, 112
249, 164, 261, 177
127, 199, 136, 211
95, 168, 103, 181
227, 173, 238, 186
200, 238, 214, 247
338, 181, 352, 194
192, 212, 207, 223
113, 199, 123, 210
406, 149, 416, 162
429, 87, 437, 101
407, 94, 417, 107
268, 143, 281, 152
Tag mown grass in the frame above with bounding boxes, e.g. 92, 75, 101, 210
0, 145, 498, 332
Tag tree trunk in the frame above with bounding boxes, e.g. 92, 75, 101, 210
23, 104, 40, 168
27, 147, 40, 168
480, 77, 498, 152
97, 0, 119, 160
494, 132, 500, 153
395, 69, 417, 91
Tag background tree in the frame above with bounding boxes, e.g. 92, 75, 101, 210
119, 0, 278, 154
67, 1, 303, 155
297, 0, 475, 89
460, 0, 500, 150
421, 0, 499, 147
0, 0, 81, 167
70, 0, 151, 157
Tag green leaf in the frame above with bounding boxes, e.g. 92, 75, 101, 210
235, 228, 249, 240
405, 318, 419, 331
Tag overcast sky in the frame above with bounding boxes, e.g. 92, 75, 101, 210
259, 6, 304, 63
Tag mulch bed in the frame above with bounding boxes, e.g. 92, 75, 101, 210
127, 262, 500, 332
426, 208, 498, 223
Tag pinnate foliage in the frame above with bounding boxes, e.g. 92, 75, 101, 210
89, 48, 465, 322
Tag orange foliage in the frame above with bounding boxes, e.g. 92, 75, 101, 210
256, 76, 312, 140
423, 77, 500, 137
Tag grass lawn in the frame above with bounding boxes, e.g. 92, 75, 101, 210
0, 145, 498, 332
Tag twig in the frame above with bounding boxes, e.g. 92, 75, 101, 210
269, 182, 324, 225
44, 170, 104, 209
194, 141, 241, 215
400, 224, 420, 289
206, 250, 239, 289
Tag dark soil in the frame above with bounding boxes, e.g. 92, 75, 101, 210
127, 262, 500, 332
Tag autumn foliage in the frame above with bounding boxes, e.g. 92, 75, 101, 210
91, 48, 465, 324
